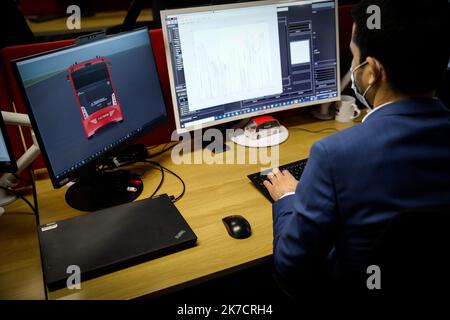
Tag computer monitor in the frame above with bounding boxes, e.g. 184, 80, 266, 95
161, 0, 340, 145
13, 28, 167, 211
0, 112, 17, 173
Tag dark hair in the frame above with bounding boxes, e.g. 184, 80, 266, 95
352, 0, 450, 95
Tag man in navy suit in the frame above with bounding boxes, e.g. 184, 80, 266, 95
264, 0, 450, 295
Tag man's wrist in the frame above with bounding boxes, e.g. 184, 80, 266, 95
279, 192, 295, 200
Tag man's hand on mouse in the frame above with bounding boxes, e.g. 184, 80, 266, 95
263, 168, 298, 202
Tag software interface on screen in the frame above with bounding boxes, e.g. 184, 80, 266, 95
15, 29, 167, 186
163, 0, 339, 131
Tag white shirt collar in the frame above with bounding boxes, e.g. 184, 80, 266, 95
361, 101, 396, 123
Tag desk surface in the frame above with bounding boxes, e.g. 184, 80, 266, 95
0, 114, 359, 300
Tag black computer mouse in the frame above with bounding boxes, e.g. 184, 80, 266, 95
222, 215, 252, 239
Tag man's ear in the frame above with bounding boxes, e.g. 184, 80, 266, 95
366, 57, 382, 85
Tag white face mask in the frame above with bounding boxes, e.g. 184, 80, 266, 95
351, 61, 373, 110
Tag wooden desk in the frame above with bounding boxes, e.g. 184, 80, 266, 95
0, 114, 358, 300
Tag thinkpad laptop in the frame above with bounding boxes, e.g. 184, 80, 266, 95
38, 194, 197, 290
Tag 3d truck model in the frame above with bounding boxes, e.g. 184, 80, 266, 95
67, 56, 123, 138
244, 115, 281, 140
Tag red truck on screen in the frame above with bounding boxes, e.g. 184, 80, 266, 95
67, 56, 123, 138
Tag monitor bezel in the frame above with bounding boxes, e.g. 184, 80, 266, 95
12, 28, 168, 188
0, 112, 18, 173
161, 0, 341, 134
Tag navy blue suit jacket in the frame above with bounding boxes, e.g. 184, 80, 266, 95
273, 98, 450, 283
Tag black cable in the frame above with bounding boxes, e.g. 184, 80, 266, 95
96, 155, 166, 198
0, 185, 37, 215
97, 143, 178, 171
29, 168, 40, 225
148, 144, 162, 150
161, 164, 186, 202
147, 161, 165, 198
13, 171, 39, 224
290, 127, 340, 134
147, 142, 172, 158
144, 160, 186, 202
13, 173, 31, 186
97, 159, 138, 172
92, 147, 184, 202
147, 142, 178, 158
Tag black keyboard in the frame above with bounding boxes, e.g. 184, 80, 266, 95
247, 159, 308, 202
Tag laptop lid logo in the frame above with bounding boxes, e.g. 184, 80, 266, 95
41, 223, 58, 232
175, 230, 186, 239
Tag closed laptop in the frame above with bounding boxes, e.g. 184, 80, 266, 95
38, 194, 197, 290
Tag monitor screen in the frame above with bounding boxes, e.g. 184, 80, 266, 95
14, 28, 167, 188
0, 112, 17, 173
162, 0, 340, 133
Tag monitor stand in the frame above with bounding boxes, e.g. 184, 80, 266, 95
311, 102, 335, 120
230, 117, 289, 148
65, 168, 143, 212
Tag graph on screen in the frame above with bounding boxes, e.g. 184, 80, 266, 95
178, 5, 283, 111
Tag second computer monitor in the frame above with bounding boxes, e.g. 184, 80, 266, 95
13, 28, 167, 211
162, 0, 341, 133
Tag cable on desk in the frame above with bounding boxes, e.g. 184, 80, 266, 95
144, 160, 186, 202
13, 173, 31, 186
97, 160, 138, 172
12, 172, 40, 224
96, 153, 167, 199
290, 127, 340, 134
29, 168, 40, 225
96, 142, 179, 171
147, 142, 178, 158
161, 164, 186, 202
92, 147, 184, 202
146, 160, 165, 198
0, 185, 37, 215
